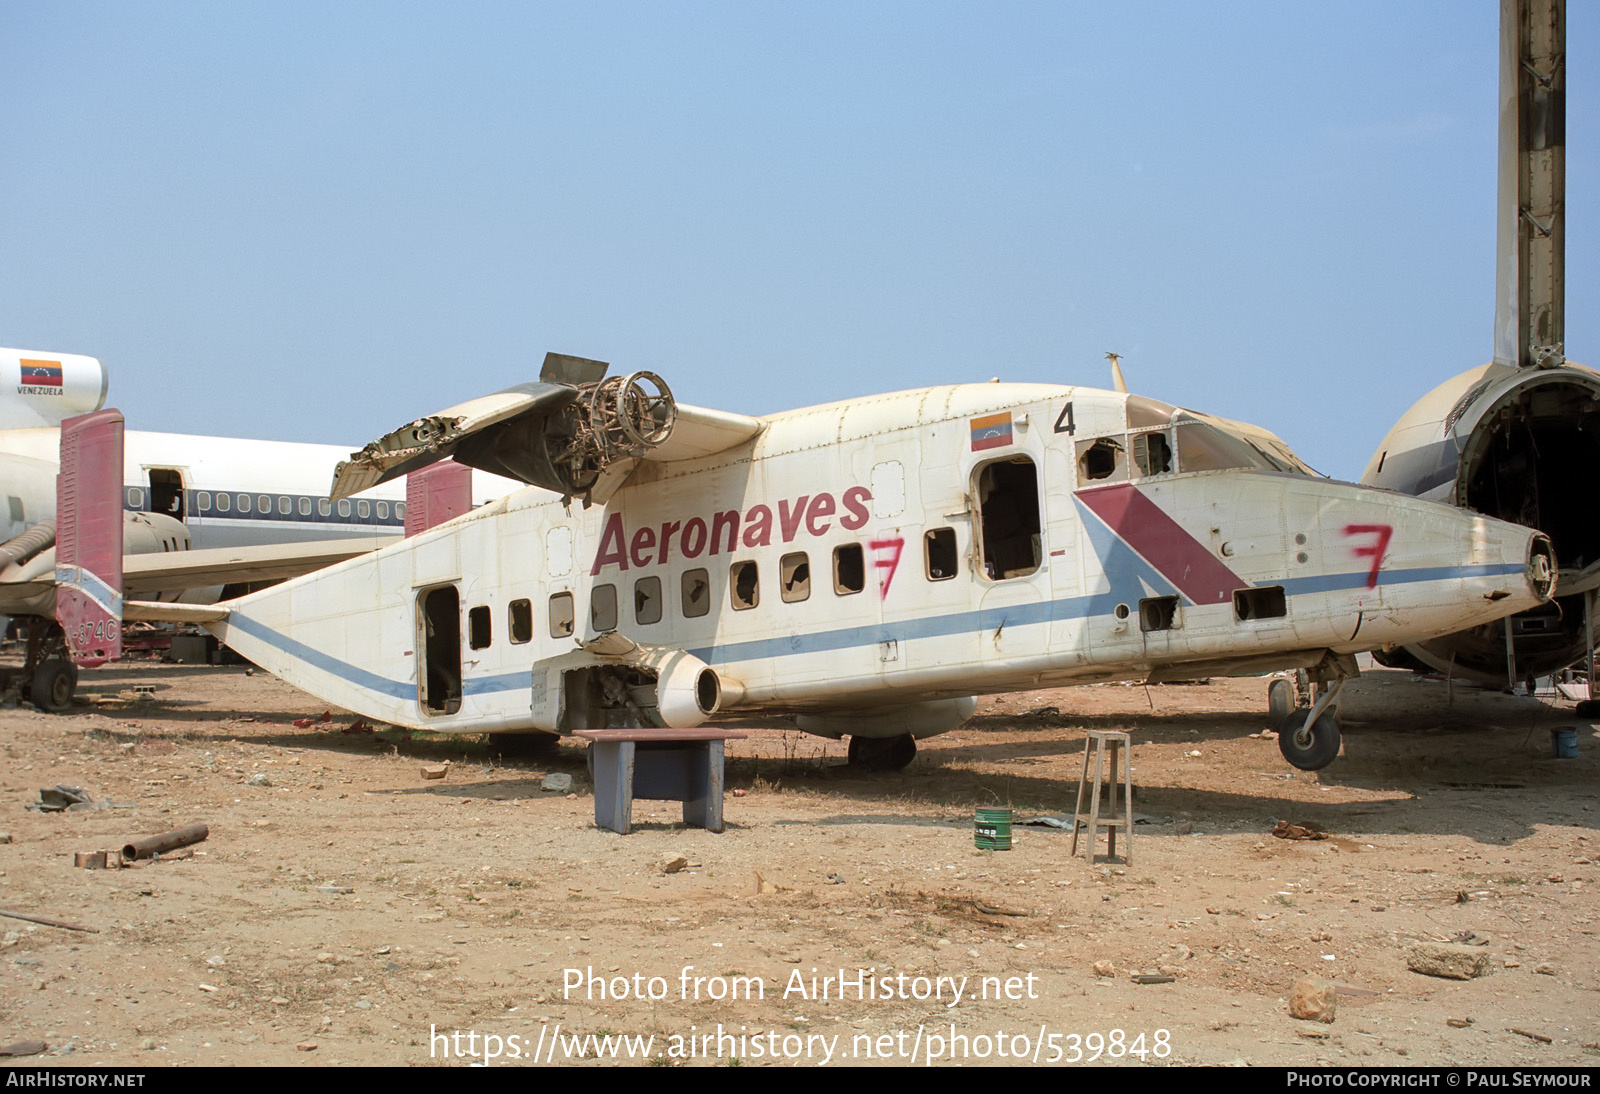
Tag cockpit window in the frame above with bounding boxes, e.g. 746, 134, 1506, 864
1132, 431, 1173, 477
1173, 422, 1265, 472
1077, 437, 1125, 482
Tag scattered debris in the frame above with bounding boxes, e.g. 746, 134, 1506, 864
1408, 942, 1490, 980
0, 1040, 46, 1057
341, 718, 374, 735
660, 854, 689, 875
1132, 974, 1175, 985
1093, 961, 1116, 978
421, 764, 450, 781
29, 785, 91, 812
1289, 976, 1338, 1023
541, 773, 572, 793
73, 851, 109, 869
316, 885, 354, 895
1447, 1017, 1474, 1029
1272, 820, 1328, 841
0, 908, 99, 933
1510, 1028, 1553, 1045
123, 823, 209, 862
245, 773, 271, 787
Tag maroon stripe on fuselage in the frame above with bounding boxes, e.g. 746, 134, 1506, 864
1076, 482, 1243, 604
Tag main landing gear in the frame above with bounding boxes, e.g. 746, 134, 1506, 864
1269, 674, 1345, 771
846, 733, 916, 772
15, 621, 78, 714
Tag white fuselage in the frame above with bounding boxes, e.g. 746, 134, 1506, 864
210, 383, 1550, 737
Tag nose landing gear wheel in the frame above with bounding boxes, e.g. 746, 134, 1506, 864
1277, 709, 1341, 771
846, 733, 916, 771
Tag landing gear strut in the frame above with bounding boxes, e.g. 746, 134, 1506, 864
846, 733, 916, 771
20, 621, 77, 713
1276, 678, 1345, 771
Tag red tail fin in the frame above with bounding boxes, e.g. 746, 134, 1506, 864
405, 459, 472, 536
56, 409, 123, 666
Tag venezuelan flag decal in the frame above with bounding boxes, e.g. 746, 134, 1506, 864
20, 359, 63, 387
969, 412, 1012, 451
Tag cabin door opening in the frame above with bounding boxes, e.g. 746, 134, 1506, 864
419, 585, 462, 715
975, 457, 1041, 580
148, 469, 185, 522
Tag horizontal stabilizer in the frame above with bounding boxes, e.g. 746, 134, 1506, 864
121, 536, 389, 595
124, 601, 230, 624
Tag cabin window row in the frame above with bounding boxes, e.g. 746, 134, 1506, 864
123, 486, 406, 524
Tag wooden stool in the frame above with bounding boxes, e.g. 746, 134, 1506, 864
1070, 729, 1132, 865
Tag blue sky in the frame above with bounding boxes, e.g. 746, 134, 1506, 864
1, 2, 1592, 478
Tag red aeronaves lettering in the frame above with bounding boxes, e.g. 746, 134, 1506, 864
590, 486, 875, 576
1343, 523, 1393, 589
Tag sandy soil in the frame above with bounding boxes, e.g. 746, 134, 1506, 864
2, 658, 1597, 1067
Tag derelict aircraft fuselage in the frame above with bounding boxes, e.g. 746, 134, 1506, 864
194, 376, 1555, 771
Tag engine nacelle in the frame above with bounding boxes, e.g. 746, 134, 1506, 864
0, 349, 108, 430
1364, 361, 1600, 683
529, 638, 729, 733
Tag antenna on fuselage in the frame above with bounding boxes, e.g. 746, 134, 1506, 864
1106, 352, 1128, 394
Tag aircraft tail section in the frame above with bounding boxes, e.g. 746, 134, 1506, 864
405, 459, 472, 535
56, 409, 124, 666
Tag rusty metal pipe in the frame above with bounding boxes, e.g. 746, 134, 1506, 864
122, 823, 208, 862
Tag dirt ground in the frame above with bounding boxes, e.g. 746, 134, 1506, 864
2, 656, 1598, 1068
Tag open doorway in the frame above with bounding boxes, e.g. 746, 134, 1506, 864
148, 469, 186, 521
975, 457, 1041, 579
419, 585, 462, 715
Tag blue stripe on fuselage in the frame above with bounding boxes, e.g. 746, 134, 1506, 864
222, 561, 1528, 707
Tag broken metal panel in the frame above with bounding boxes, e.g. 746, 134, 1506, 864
539, 351, 609, 387
1494, 0, 1566, 369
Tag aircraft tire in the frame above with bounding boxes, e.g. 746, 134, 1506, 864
1266, 678, 1295, 729
846, 733, 916, 772
1277, 709, 1340, 771
29, 659, 78, 714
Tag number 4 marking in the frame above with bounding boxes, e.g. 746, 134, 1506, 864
1054, 402, 1075, 435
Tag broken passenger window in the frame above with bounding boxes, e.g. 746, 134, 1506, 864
834, 544, 865, 595
925, 527, 958, 581
468, 605, 491, 650
591, 583, 618, 631
780, 552, 810, 603
730, 560, 759, 610
508, 599, 532, 644
549, 592, 575, 638
975, 457, 1041, 579
634, 576, 662, 625
682, 568, 711, 618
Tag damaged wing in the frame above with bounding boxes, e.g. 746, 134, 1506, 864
330, 352, 762, 504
